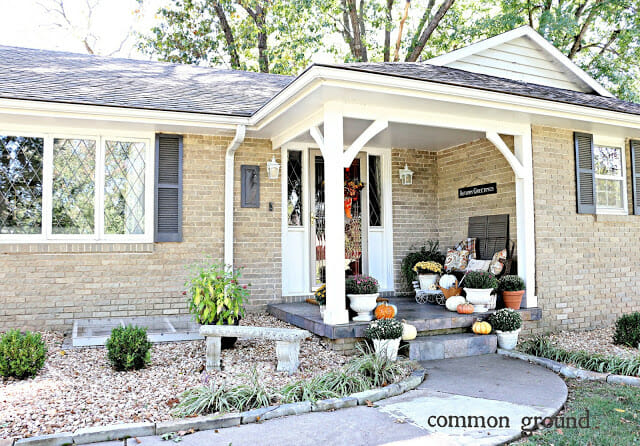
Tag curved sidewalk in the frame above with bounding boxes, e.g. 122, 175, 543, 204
99, 354, 567, 446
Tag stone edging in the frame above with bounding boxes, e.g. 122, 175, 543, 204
498, 349, 640, 386
8, 369, 427, 446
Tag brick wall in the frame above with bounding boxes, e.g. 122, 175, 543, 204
0, 135, 280, 331
530, 125, 640, 332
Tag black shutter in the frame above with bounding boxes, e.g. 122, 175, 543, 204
574, 132, 596, 214
155, 134, 183, 242
631, 140, 640, 215
468, 216, 488, 258
467, 214, 509, 260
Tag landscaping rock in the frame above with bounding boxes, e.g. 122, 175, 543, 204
607, 374, 640, 386
261, 402, 312, 421
156, 414, 240, 435
14, 433, 72, 446
312, 397, 357, 412
72, 423, 155, 444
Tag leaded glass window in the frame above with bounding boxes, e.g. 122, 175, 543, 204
368, 155, 382, 227
287, 150, 303, 226
0, 136, 44, 234
52, 138, 96, 234
104, 141, 146, 235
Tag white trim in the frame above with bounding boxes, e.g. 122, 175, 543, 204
224, 125, 246, 268
342, 119, 388, 167
486, 132, 528, 178
426, 26, 613, 97
592, 136, 628, 215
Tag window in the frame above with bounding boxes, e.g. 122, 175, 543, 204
287, 150, 303, 226
594, 145, 625, 211
0, 131, 151, 242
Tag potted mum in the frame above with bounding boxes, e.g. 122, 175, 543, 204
185, 260, 249, 349
462, 271, 498, 313
346, 275, 379, 321
498, 275, 525, 310
413, 261, 443, 291
488, 308, 522, 350
315, 284, 326, 318
364, 319, 403, 360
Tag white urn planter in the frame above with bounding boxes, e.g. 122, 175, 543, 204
373, 337, 401, 361
496, 329, 521, 350
348, 293, 379, 321
418, 274, 439, 290
463, 288, 494, 313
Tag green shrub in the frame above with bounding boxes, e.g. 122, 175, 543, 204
487, 308, 522, 332
344, 343, 413, 388
0, 330, 47, 379
498, 275, 525, 291
463, 271, 498, 289
172, 384, 236, 417
400, 241, 445, 290
364, 319, 403, 340
613, 312, 640, 348
105, 325, 152, 371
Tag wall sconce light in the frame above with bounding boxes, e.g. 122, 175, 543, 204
399, 164, 414, 185
266, 156, 280, 180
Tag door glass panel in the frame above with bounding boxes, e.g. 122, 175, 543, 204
313, 155, 325, 287
345, 159, 363, 275
368, 155, 382, 227
287, 150, 303, 226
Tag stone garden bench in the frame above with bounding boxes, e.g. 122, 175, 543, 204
199, 325, 311, 375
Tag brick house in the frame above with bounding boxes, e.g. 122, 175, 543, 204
1, 26, 640, 333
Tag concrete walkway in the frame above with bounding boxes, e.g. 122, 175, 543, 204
98, 354, 567, 446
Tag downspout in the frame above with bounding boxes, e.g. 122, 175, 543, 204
224, 125, 246, 269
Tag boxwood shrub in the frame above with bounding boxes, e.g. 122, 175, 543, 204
0, 329, 47, 379
613, 312, 640, 348
106, 325, 152, 371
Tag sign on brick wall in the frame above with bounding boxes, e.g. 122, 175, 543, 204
458, 183, 497, 199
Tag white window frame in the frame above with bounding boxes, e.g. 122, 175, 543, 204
593, 136, 628, 215
0, 125, 154, 243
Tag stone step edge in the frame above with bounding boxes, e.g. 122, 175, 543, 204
498, 348, 640, 386
10, 369, 427, 446
408, 333, 497, 341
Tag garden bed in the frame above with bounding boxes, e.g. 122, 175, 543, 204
545, 325, 639, 360
0, 314, 351, 439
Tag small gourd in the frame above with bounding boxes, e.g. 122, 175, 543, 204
401, 321, 417, 341
472, 321, 492, 335
457, 303, 474, 314
445, 295, 466, 312
375, 303, 396, 319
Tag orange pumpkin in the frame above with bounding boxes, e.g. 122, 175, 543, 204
457, 303, 474, 314
375, 303, 396, 319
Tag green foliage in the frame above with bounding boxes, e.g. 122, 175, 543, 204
105, 325, 152, 371
400, 241, 445, 290
345, 275, 379, 295
520, 335, 640, 377
185, 260, 249, 325
344, 342, 412, 388
463, 271, 498, 290
0, 330, 47, 379
364, 319, 403, 340
172, 382, 236, 417
280, 376, 340, 403
227, 368, 274, 411
487, 308, 522, 332
498, 275, 525, 291
613, 312, 640, 348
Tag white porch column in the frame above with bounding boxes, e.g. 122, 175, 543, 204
320, 104, 349, 325
514, 132, 537, 308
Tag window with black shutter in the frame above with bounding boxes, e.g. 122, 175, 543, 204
574, 132, 596, 214
155, 134, 182, 242
631, 140, 640, 215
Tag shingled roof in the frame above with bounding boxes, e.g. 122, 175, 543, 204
1, 45, 640, 119
0, 45, 293, 117
316, 62, 640, 117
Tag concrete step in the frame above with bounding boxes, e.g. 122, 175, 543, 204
407, 333, 497, 361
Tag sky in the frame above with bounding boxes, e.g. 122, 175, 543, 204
0, 0, 165, 59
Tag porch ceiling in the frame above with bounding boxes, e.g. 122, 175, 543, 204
295, 118, 485, 150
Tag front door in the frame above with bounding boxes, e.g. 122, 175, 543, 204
309, 151, 368, 289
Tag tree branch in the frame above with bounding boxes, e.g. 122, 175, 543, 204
383, 0, 394, 62
406, 0, 455, 62
211, 1, 241, 69
568, 1, 601, 60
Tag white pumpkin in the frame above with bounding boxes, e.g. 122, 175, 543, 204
401, 322, 417, 341
445, 295, 466, 312
439, 274, 457, 289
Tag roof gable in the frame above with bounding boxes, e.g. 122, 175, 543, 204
427, 26, 613, 97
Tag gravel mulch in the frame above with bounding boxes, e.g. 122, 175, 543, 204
0, 314, 349, 439
545, 324, 639, 360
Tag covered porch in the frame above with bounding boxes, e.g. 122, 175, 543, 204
260, 77, 538, 327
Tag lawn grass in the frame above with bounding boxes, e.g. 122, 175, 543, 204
517, 380, 640, 445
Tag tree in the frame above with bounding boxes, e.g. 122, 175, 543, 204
138, 0, 332, 74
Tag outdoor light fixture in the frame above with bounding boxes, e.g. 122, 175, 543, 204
266, 156, 280, 180
399, 164, 414, 185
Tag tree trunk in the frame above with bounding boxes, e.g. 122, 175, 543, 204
383, 0, 394, 62
212, 1, 241, 70
406, 0, 455, 62
346, 0, 366, 61
568, 1, 601, 60
242, 2, 270, 73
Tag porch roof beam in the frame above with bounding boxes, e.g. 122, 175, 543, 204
342, 119, 388, 167
486, 131, 528, 179
271, 110, 324, 149
310, 126, 325, 154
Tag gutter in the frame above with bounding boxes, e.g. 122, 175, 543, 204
224, 125, 246, 269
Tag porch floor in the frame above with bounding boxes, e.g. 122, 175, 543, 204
268, 298, 542, 339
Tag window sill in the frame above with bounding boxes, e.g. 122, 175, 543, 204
0, 242, 155, 254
